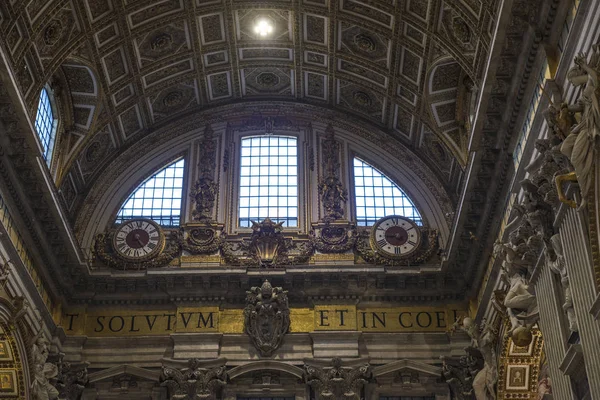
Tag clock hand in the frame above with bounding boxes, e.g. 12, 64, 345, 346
133, 233, 144, 247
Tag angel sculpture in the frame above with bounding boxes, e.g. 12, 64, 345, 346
499, 268, 539, 344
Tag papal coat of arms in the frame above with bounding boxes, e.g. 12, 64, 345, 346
243, 280, 290, 357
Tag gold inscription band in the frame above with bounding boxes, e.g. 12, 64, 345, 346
61, 305, 466, 337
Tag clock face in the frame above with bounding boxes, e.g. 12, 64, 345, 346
371, 216, 421, 257
113, 219, 164, 260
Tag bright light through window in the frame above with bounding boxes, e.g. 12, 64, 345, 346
239, 136, 298, 227
115, 159, 185, 226
353, 158, 422, 226
34, 88, 56, 165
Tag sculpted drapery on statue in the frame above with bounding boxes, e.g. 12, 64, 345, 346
451, 317, 498, 400
545, 234, 578, 332
243, 280, 290, 357
556, 43, 600, 210
31, 331, 59, 400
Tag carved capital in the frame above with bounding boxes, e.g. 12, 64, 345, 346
304, 358, 371, 400
161, 359, 227, 400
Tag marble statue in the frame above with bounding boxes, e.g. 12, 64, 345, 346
546, 234, 578, 332
31, 331, 59, 400
500, 269, 539, 343
557, 44, 600, 210
452, 317, 498, 400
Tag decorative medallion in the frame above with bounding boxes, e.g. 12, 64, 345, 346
256, 72, 280, 87
353, 33, 376, 52
243, 280, 290, 357
150, 33, 172, 50
181, 223, 224, 255
352, 91, 372, 106
311, 223, 357, 253
162, 91, 183, 107
43, 20, 63, 46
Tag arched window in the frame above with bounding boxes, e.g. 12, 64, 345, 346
34, 87, 57, 165
239, 136, 298, 227
353, 157, 422, 226
115, 159, 185, 226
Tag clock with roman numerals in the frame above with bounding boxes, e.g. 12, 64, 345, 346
113, 219, 165, 261
370, 215, 421, 258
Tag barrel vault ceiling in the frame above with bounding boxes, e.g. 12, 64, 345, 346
0, 0, 500, 218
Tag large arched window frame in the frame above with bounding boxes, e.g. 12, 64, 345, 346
347, 153, 426, 228
114, 158, 186, 226
352, 157, 423, 226
34, 86, 58, 166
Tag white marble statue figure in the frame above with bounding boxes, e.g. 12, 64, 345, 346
453, 317, 498, 400
499, 267, 539, 338
31, 331, 59, 400
546, 234, 578, 332
494, 238, 526, 277
559, 44, 600, 210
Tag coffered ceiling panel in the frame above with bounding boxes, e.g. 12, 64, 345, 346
0, 0, 500, 215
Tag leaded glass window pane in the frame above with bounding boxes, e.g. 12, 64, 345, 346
239, 136, 298, 227
353, 158, 422, 226
115, 159, 185, 226
34, 88, 56, 165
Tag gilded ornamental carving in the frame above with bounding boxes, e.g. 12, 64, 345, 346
221, 218, 313, 267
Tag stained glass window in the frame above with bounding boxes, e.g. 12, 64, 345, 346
239, 136, 298, 227
115, 159, 185, 226
34, 88, 56, 165
353, 158, 422, 226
